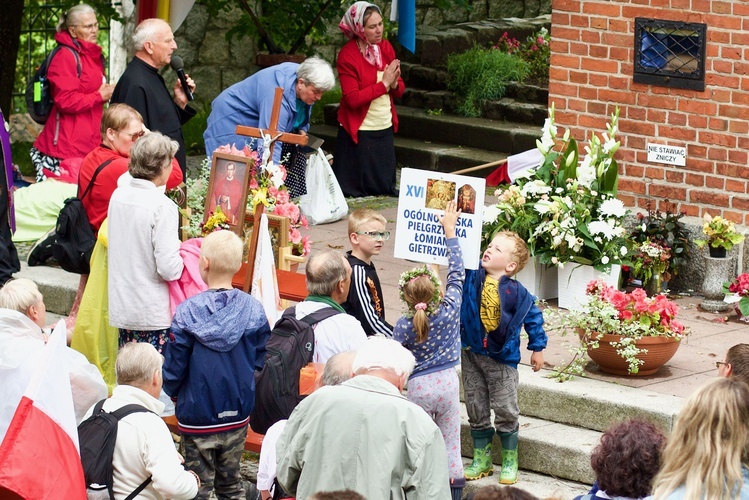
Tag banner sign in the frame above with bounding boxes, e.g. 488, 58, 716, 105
394, 168, 486, 269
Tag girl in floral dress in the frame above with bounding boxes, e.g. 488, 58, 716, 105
393, 200, 465, 500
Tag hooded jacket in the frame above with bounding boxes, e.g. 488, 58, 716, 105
163, 289, 271, 435
460, 270, 547, 368
33, 31, 106, 161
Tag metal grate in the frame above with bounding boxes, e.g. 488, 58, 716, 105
633, 18, 706, 91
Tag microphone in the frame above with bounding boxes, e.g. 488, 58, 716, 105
170, 55, 194, 101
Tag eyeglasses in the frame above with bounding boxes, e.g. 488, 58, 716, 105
77, 22, 99, 30
716, 361, 729, 369
356, 231, 390, 241
119, 130, 146, 142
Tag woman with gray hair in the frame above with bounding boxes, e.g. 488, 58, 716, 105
31, 3, 114, 182
107, 132, 183, 355
203, 56, 336, 196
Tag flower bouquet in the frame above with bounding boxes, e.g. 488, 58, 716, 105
723, 273, 749, 322
530, 105, 628, 273
631, 239, 671, 292
695, 213, 744, 258
200, 206, 231, 236
545, 279, 688, 380
629, 202, 690, 282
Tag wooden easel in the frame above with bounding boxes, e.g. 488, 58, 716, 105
234, 87, 309, 294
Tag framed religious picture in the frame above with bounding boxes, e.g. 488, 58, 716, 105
204, 152, 253, 235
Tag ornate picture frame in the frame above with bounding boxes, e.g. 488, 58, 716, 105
204, 152, 252, 235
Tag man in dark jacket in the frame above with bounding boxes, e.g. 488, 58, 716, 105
111, 18, 195, 176
163, 230, 270, 498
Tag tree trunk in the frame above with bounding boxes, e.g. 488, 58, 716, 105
0, 0, 24, 117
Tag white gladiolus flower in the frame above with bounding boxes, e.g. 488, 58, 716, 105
600, 198, 627, 218
483, 204, 501, 224
577, 162, 596, 189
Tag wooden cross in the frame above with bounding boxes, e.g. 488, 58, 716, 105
235, 86, 310, 292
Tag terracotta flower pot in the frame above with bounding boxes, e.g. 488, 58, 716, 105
579, 330, 681, 376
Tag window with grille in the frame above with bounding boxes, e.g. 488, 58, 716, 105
633, 18, 706, 91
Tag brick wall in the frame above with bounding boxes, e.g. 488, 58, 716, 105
549, 0, 749, 224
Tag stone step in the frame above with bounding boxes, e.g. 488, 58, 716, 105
398, 88, 547, 126
396, 15, 552, 66
322, 104, 540, 155
515, 365, 684, 434
309, 124, 506, 176
17, 261, 78, 315
460, 458, 590, 499
460, 409, 599, 484
399, 62, 550, 107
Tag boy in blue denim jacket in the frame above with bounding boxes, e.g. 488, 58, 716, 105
460, 231, 547, 484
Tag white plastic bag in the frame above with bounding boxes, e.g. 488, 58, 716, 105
299, 148, 348, 225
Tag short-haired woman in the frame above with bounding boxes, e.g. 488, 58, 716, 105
108, 132, 183, 353
31, 4, 114, 182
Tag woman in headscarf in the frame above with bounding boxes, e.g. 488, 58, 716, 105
333, 2, 405, 198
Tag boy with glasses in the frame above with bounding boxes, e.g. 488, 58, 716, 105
343, 209, 393, 336
717, 343, 749, 386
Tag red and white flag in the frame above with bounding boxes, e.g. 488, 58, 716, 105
0, 320, 86, 499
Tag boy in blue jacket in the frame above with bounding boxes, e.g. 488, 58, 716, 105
460, 231, 547, 485
163, 230, 271, 498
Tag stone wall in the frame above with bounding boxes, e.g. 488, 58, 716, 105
170, 0, 551, 108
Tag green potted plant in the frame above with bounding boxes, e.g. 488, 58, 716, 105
629, 202, 690, 281
695, 213, 744, 258
545, 279, 689, 381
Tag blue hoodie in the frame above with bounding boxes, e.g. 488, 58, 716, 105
163, 288, 271, 435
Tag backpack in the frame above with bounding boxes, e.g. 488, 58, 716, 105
51, 158, 113, 274
25, 45, 81, 125
78, 399, 153, 500
250, 306, 341, 434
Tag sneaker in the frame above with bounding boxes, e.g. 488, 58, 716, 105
27, 228, 57, 266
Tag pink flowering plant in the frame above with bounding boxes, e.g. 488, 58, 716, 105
631, 239, 672, 285
185, 141, 312, 256
545, 279, 688, 380
723, 273, 749, 317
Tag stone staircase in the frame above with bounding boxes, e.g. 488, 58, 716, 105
310, 15, 552, 178
458, 365, 684, 496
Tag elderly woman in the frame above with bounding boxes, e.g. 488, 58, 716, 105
203, 56, 335, 195
108, 132, 183, 353
0, 278, 106, 423
333, 2, 405, 198
31, 4, 114, 182
79, 103, 183, 235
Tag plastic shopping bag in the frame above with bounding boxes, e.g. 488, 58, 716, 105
299, 148, 348, 225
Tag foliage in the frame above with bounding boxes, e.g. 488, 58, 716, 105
545, 279, 688, 380
310, 86, 341, 125
447, 46, 528, 117
493, 27, 550, 82
529, 105, 627, 272
724, 273, 749, 317
630, 239, 671, 286
695, 213, 745, 252
182, 102, 211, 156
184, 157, 213, 237
629, 202, 690, 279
10, 141, 34, 177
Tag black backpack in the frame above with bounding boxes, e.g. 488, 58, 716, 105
51, 158, 113, 274
25, 45, 81, 124
250, 306, 341, 434
78, 399, 153, 500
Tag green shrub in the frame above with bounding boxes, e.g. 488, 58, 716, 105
447, 46, 528, 117
10, 141, 34, 177
494, 28, 551, 83
182, 102, 211, 156
311, 86, 341, 125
